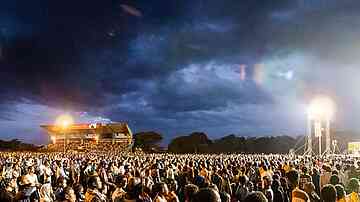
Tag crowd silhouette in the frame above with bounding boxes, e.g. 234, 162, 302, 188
0, 150, 358, 202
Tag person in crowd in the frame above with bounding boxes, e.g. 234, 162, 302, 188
135, 183, 152, 202
64, 186, 76, 202
112, 175, 127, 202
235, 175, 249, 201
346, 178, 360, 202
299, 167, 312, 190
15, 175, 40, 202
280, 177, 290, 202
286, 169, 309, 202
122, 177, 142, 201
212, 173, 230, 202
54, 177, 67, 200
263, 176, 273, 202
85, 175, 106, 202
320, 166, 332, 189
329, 175, 339, 186
166, 178, 180, 202
154, 182, 169, 202
244, 191, 268, 202
312, 168, 321, 196
272, 179, 285, 202
183, 184, 198, 202
74, 184, 85, 202
334, 184, 346, 202
304, 182, 320, 202
0, 178, 16, 201
320, 184, 337, 202
192, 188, 221, 202
39, 174, 55, 202
334, 165, 347, 186
39, 161, 52, 186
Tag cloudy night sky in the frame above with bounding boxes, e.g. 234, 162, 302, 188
1, 0, 360, 144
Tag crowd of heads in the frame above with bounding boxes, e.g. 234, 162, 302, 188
46, 142, 130, 154
0, 150, 359, 202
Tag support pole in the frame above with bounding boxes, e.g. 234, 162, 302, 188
318, 133, 321, 156
325, 119, 331, 155
315, 120, 322, 156
306, 116, 312, 155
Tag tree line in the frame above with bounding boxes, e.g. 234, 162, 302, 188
134, 130, 360, 154
0, 130, 357, 153
133, 131, 305, 154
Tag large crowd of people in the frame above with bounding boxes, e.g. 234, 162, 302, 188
0, 150, 359, 202
46, 143, 131, 153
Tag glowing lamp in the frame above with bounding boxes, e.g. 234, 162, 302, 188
307, 96, 335, 120
55, 114, 74, 129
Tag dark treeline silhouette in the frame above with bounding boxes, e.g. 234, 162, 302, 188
133, 131, 163, 152
166, 130, 360, 154
167, 132, 305, 154
0, 139, 38, 151
168, 132, 213, 153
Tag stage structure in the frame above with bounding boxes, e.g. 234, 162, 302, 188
305, 96, 335, 156
348, 142, 360, 155
41, 122, 133, 150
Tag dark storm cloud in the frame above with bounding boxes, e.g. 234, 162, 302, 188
1, 0, 280, 110
0, 0, 195, 109
1, 1, 137, 109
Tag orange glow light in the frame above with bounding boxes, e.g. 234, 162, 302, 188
55, 114, 74, 129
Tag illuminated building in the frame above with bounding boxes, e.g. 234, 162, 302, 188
41, 122, 133, 149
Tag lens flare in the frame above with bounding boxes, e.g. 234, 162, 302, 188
55, 114, 74, 129
307, 96, 335, 120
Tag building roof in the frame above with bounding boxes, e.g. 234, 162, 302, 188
41, 122, 132, 136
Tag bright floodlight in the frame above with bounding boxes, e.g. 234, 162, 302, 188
55, 114, 74, 129
307, 96, 335, 120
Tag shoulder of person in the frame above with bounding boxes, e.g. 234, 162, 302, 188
346, 192, 360, 200
293, 188, 309, 200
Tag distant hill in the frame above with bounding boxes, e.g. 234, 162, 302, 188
0, 139, 38, 151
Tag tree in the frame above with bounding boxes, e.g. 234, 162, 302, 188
133, 131, 163, 152
168, 132, 212, 153
168, 133, 302, 154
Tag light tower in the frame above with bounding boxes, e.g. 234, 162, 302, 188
306, 96, 335, 156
